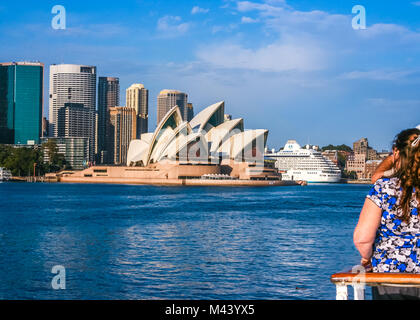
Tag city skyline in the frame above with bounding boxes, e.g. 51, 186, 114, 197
0, 1, 419, 151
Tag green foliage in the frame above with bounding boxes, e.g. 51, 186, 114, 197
337, 153, 347, 168
42, 140, 68, 172
321, 144, 353, 152
0, 144, 43, 176
0, 141, 67, 176
343, 170, 357, 180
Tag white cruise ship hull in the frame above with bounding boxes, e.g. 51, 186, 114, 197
282, 170, 341, 183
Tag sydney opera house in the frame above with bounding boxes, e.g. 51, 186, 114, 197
58, 101, 296, 186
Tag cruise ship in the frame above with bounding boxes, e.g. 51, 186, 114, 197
265, 140, 342, 183
0, 167, 12, 182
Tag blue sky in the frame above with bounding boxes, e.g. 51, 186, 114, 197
0, 0, 419, 151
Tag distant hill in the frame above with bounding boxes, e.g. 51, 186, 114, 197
321, 144, 352, 152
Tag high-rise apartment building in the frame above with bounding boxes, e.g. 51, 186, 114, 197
157, 89, 188, 125
98, 77, 120, 163
57, 103, 95, 141
126, 83, 148, 138
0, 62, 43, 145
49, 64, 96, 161
109, 107, 137, 165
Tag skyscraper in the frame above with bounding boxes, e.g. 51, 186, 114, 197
49, 64, 96, 161
0, 62, 43, 145
109, 107, 137, 165
98, 77, 120, 163
126, 83, 148, 138
187, 103, 194, 122
157, 89, 188, 125
57, 103, 94, 140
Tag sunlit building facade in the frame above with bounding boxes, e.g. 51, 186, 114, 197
0, 62, 43, 145
157, 89, 188, 125
126, 83, 148, 138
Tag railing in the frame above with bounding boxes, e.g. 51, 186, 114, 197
330, 266, 420, 300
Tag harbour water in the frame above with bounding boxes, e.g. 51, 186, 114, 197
0, 182, 372, 300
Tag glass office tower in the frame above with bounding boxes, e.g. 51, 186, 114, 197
0, 62, 44, 145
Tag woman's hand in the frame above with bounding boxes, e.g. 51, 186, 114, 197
361, 258, 373, 272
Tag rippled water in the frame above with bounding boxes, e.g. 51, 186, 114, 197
0, 182, 372, 300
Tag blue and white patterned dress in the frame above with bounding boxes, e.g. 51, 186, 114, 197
367, 178, 420, 273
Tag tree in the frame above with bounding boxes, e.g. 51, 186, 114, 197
42, 140, 67, 172
343, 170, 357, 180
321, 144, 353, 152
0, 145, 43, 177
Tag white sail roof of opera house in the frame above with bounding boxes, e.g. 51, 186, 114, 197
205, 118, 244, 153
217, 129, 268, 161
152, 121, 192, 163
189, 101, 225, 133
163, 132, 209, 163
126, 139, 150, 166
126, 101, 269, 167
145, 106, 183, 165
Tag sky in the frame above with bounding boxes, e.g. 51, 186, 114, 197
0, 0, 419, 151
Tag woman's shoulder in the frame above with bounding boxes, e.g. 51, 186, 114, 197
374, 177, 399, 187
372, 177, 400, 195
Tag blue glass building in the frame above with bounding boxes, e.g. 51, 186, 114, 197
0, 62, 43, 145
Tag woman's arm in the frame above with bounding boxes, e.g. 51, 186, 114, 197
353, 198, 382, 260
371, 155, 394, 184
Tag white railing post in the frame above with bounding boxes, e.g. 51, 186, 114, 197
351, 265, 366, 300
336, 284, 348, 300
352, 284, 365, 300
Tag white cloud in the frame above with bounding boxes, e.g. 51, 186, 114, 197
412, 1, 420, 6
365, 98, 420, 111
237, 1, 286, 15
241, 16, 259, 23
211, 23, 238, 34
196, 40, 327, 72
339, 70, 417, 81
191, 6, 209, 14
157, 16, 190, 35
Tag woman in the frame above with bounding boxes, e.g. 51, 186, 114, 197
371, 125, 420, 183
353, 128, 420, 299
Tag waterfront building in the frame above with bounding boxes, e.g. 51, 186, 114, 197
126, 83, 148, 138
0, 62, 43, 145
42, 137, 89, 170
98, 77, 120, 164
56, 101, 286, 185
127, 101, 272, 178
365, 160, 382, 180
322, 150, 338, 165
109, 107, 137, 165
49, 64, 96, 161
157, 90, 188, 125
345, 153, 366, 179
346, 137, 381, 179
353, 137, 378, 161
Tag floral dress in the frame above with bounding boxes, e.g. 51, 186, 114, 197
367, 178, 420, 273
